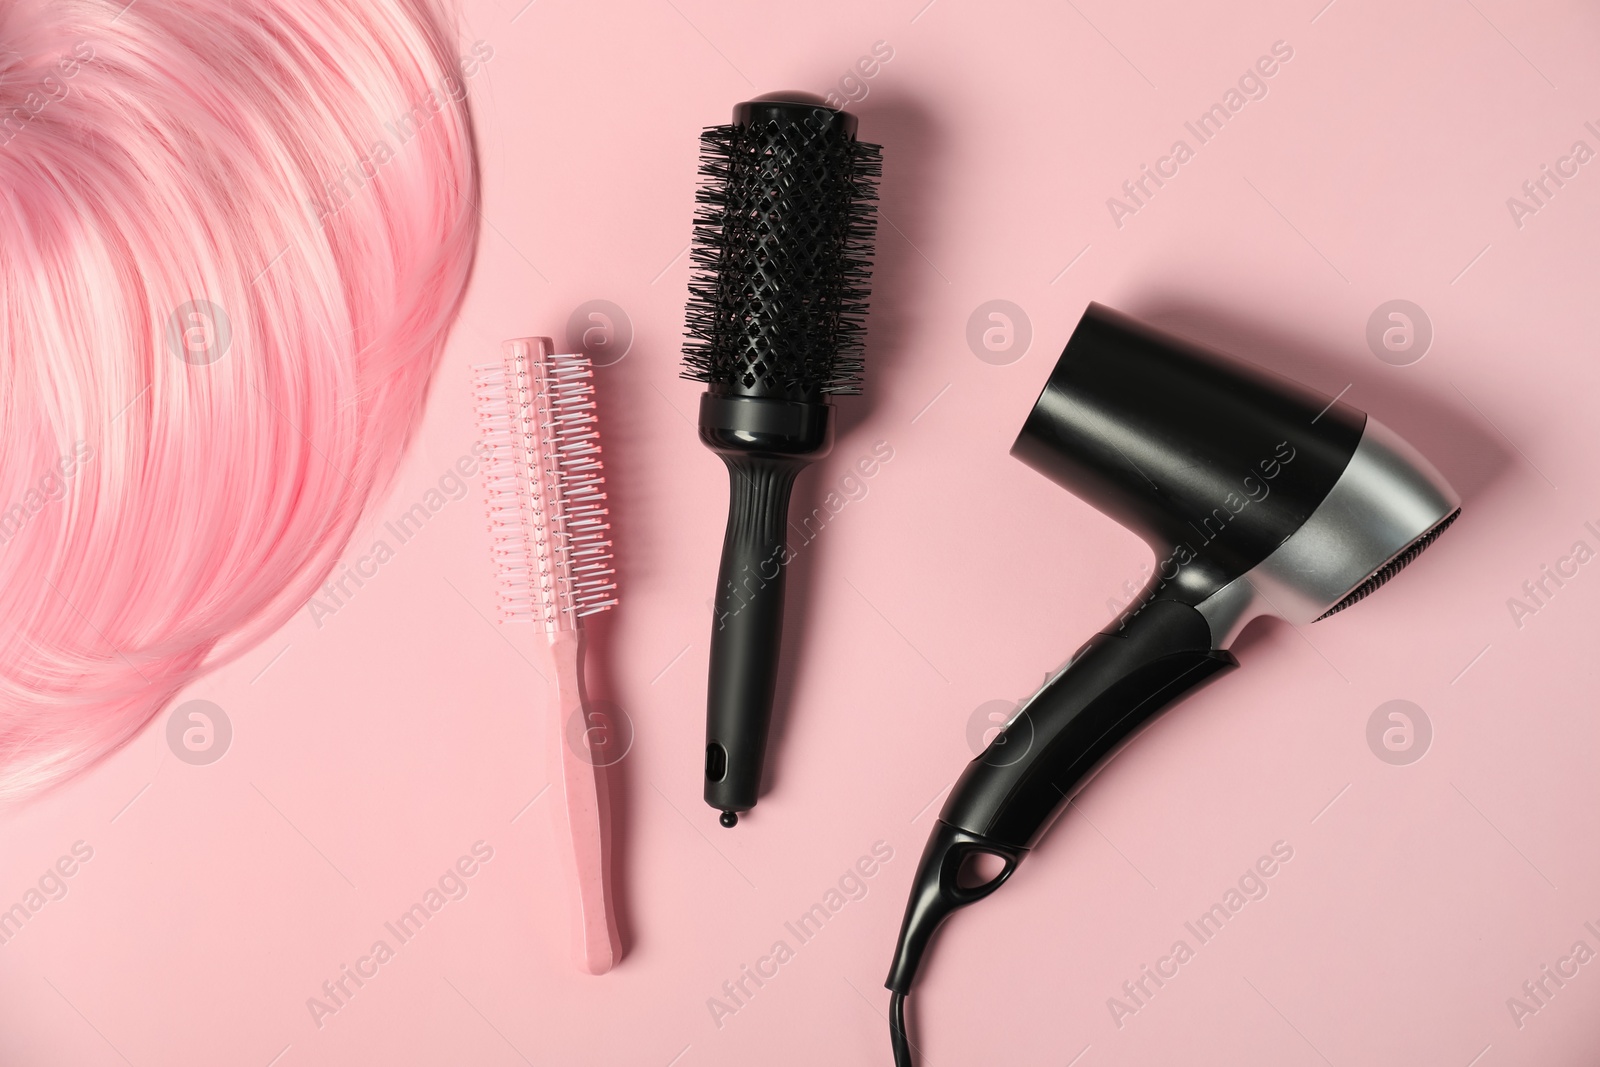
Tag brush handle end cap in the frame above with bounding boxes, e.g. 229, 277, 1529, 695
734, 91, 858, 136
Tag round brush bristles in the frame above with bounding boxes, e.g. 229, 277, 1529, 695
682, 111, 882, 398
0, 0, 479, 800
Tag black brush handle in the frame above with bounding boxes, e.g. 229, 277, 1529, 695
704, 453, 801, 817
699, 394, 832, 824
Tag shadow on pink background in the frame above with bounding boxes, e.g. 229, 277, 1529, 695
5, 0, 1600, 1064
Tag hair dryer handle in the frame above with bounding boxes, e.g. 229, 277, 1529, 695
887, 599, 1236, 993
942, 599, 1236, 847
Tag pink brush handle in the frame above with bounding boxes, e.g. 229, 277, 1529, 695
546, 628, 621, 975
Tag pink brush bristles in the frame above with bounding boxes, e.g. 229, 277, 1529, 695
473, 338, 621, 975
475, 340, 617, 630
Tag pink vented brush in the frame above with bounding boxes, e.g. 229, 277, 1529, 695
473, 337, 621, 975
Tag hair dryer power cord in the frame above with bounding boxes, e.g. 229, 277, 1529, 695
889, 991, 913, 1067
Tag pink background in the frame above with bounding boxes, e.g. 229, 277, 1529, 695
5, 0, 1600, 1063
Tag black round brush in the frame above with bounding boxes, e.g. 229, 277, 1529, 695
681, 91, 881, 827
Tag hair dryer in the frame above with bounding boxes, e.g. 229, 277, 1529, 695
884, 303, 1459, 1064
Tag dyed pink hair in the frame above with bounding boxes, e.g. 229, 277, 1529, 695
0, 0, 479, 798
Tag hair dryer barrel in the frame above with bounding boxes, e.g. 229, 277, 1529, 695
1011, 303, 1367, 600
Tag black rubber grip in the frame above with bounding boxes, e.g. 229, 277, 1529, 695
941, 599, 1236, 848
886, 600, 1237, 993
703, 453, 803, 814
